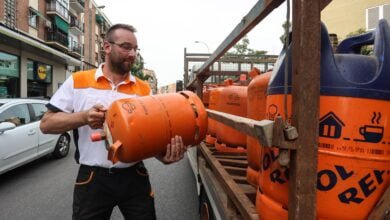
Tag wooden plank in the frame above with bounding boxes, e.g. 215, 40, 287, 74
186, 0, 284, 89
198, 156, 240, 219
231, 175, 249, 184
219, 158, 248, 168
199, 142, 259, 220
207, 109, 274, 147
215, 155, 248, 160
211, 151, 247, 157
238, 183, 257, 195
368, 186, 390, 220
225, 165, 247, 176
288, 0, 321, 219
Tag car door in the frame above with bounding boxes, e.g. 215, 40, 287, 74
0, 103, 38, 173
30, 103, 57, 156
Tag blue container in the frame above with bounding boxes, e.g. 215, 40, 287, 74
268, 19, 390, 100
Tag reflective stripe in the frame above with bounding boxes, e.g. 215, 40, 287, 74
75, 171, 94, 185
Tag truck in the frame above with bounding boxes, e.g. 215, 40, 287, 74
184, 0, 390, 219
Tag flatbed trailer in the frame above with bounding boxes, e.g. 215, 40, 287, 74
185, 0, 390, 219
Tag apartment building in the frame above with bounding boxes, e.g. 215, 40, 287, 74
322, 0, 390, 41
0, 0, 111, 98
143, 68, 157, 94
0, 0, 157, 98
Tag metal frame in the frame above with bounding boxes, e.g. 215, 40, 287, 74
187, 0, 390, 218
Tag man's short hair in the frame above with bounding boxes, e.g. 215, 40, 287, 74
105, 24, 137, 42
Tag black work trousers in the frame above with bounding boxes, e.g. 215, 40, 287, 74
72, 162, 156, 220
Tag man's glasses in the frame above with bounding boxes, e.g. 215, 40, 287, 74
108, 41, 139, 53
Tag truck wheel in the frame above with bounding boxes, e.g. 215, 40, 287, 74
199, 186, 215, 220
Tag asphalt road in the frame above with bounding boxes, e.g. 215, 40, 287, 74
0, 139, 199, 220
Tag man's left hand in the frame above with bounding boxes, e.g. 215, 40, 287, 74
156, 135, 188, 164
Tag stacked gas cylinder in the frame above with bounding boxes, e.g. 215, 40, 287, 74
203, 19, 390, 219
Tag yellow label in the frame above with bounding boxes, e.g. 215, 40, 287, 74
37, 65, 46, 80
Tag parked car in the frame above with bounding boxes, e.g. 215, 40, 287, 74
0, 98, 71, 175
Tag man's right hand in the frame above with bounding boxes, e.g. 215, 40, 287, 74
85, 104, 107, 129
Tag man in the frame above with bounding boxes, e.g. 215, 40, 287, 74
40, 24, 187, 220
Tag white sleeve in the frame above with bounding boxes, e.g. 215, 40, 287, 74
49, 75, 74, 113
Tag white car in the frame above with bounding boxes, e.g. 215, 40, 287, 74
0, 98, 71, 175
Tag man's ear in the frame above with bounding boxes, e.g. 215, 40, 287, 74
103, 41, 111, 53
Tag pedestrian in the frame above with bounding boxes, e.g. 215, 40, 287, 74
40, 23, 187, 220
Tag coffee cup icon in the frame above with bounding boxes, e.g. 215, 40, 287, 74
359, 125, 384, 143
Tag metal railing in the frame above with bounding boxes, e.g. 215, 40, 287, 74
71, 45, 82, 54
70, 16, 83, 31
46, 1, 69, 21
46, 31, 68, 47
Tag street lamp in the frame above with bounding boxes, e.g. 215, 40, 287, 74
194, 41, 210, 53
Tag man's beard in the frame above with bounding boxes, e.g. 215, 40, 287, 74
110, 56, 133, 75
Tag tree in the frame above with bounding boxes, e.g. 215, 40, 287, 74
131, 54, 152, 81
280, 21, 291, 44
226, 36, 267, 56
346, 28, 373, 55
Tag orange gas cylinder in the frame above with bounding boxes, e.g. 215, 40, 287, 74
246, 68, 272, 187
95, 91, 207, 163
202, 84, 217, 108
215, 79, 248, 152
257, 20, 390, 219
206, 85, 224, 144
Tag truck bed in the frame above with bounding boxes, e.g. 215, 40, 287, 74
197, 142, 259, 220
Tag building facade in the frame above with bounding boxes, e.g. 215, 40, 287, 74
322, 0, 390, 41
0, 0, 111, 98
0, 0, 158, 98
158, 83, 176, 94
143, 68, 157, 94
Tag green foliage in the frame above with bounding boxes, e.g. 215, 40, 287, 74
130, 54, 152, 81
226, 36, 267, 56
346, 28, 367, 37
280, 21, 291, 44
346, 28, 373, 55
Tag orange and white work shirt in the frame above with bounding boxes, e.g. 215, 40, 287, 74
48, 63, 151, 168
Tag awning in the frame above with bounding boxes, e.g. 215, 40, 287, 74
96, 14, 104, 24
54, 16, 69, 34
0, 25, 81, 66
29, 7, 50, 22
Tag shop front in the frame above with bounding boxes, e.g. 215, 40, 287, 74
0, 24, 81, 99
27, 60, 52, 97
0, 51, 20, 98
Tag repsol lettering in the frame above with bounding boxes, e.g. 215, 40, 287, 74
262, 151, 389, 204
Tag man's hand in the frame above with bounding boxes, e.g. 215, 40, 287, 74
85, 104, 106, 129
156, 135, 188, 164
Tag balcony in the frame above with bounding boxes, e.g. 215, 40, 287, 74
69, 0, 84, 14
70, 16, 83, 35
46, 1, 69, 22
46, 31, 69, 51
69, 45, 82, 58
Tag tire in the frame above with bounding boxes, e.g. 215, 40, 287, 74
52, 133, 70, 158
199, 186, 215, 220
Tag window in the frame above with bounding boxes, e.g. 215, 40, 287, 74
0, 104, 31, 126
31, 103, 47, 121
0, 51, 20, 98
5, 0, 16, 28
28, 10, 38, 28
27, 60, 53, 83
367, 4, 390, 30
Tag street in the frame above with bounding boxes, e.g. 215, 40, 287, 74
0, 139, 199, 220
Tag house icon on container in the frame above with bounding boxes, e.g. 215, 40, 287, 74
319, 112, 345, 139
